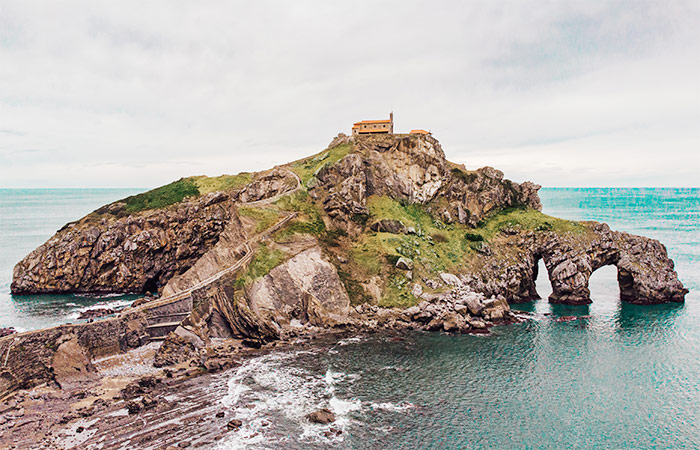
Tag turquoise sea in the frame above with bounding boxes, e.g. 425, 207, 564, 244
0, 189, 143, 331
1, 188, 698, 449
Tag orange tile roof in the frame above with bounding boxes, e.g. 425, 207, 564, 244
357, 129, 390, 133
410, 129, 430, 134
353, 119, 392, 125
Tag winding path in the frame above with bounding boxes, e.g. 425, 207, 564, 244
142, 168, 302, 339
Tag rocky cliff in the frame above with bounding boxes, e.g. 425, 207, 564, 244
312, 134, 541, 233
11, 191, 241, 294
11, 133, 687, 308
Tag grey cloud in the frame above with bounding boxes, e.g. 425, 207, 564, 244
0, 0, 698, 188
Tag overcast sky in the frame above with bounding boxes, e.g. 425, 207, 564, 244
1, 1, 698, 188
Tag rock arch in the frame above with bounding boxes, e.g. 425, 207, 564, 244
541, 224, 687, 305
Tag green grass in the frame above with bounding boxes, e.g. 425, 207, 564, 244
192, 172, 253, 194
349, 197, 589, 307
121, 178, 200, 213
238, 207, 281, 233
477, 207, 586, 239
289, 143, 352, 185
272, 191, 326, 241
379, 276, 419, 308
111, 172, 255, 214
234, 242, 287, 288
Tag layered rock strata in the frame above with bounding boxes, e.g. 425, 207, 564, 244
11, 192, 239, 295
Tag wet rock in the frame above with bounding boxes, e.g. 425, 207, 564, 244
77, 308, 114, 320
120, 376, 160, 399
126, 400, 143, 415
307, 408, 335, 424
0, 327, 16, 337
442, 312, 466, 332
227, 419, 243, 430
481, 297, 509, 320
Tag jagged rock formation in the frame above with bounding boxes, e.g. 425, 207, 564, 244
461, 222, 688, 305
11, 192, 239, 294
0, 310, 148, 395
178, 245, 351, 345
311, 134, 541, 233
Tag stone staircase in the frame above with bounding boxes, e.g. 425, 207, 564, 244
143, 293, 193, 341
140, 210, 299, 342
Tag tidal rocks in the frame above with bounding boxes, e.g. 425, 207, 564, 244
0, 328, 16, 337
307, 408, 335, 424
227, 419, 243, 430
11, 192, 241, 295
77, 308, 114, 320
0, 310, 148, 397
354, 283, 518, 334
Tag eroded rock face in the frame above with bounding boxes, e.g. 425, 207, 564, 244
183, 245, 351, 343
312, 134, 541, 232
11, 192, 238, 295
439, 166, 542, 226
0, 310, 148, 396
461, 222, 687, 305
236, 168, 298, 203
247, 246, 351, 330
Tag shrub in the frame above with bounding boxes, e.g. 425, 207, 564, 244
464, 232, 484, 242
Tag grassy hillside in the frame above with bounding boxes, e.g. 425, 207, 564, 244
115, 173, 253, 213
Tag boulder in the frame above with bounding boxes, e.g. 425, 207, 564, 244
370, 219, 407, 234
440, 273, 462, 287
307, 408, 335, 424
395, 257, 413, 271
442, 312, 466, 332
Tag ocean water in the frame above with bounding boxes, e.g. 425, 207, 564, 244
0, 189, 143, 331
215, 188, 700, 450
1, 188, 698, 449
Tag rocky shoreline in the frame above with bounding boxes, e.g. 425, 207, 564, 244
0, 308, 528, 450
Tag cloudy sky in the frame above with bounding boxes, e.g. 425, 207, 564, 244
1, 1, 698, 188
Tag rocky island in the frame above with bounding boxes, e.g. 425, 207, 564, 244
0, 133, 687, 448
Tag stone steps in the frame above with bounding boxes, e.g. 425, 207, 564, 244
146, 321, 182, 339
